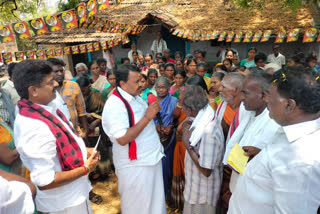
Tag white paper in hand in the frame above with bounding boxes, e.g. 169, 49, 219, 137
93, 135, 101, 152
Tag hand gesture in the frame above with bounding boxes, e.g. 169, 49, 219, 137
145, 101, 161, 120
84, 151, 100, 174
243, 146, 261, 162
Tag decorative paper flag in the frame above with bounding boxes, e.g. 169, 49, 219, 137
131, 25, 139, 35
226, 31, 235, 42
15, 51, 25, 61
111, 23, 120, 33
107, 40, 113, 48
88, 17, 100, 28
25, 50, 35, 59
87, 43, 93, 52
182, 29, 190, 39
303, 28, 317, 43
72, 46, 80, 54
287, 28, 300, 42
45, 49, 55, 58
124, 24, 132, 33
205, 30, 212, 40
177, 30, 184, 38
316, 33, 320, 42
0, 25, 15, 43
60, 10, 78, 29
93, 42, 100, 51
87, 0, 97, 18
36, 49, 45, 59
275, 29, 286, 43
96, 20, 106, 31
252, 30, 263, 42
243, 30, 253, 43
138, 25, 146, 34
29, 18, 49, 35
79, 44, 87, 53
200, 30, 207, 41
172, 28, 179, 36
63, 46, 71, 55
260, 30, 272, 42
44, 14, 63, 32
113, 38, 120, 46
55, 48, 63, 56
97, 0, 109, 10
218, 31, 227, 41
76, 3, 87, 27
2, 53, 13, 63
194, 30, 201, 40
122, 36, 130, 44
210, 30, 220, 40
101, 41, 107, 49
12, 21, 32, 40
233, 30, 243, 43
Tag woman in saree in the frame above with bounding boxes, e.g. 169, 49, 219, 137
90, 60, 108, 92
154, 77, 180, 197
169, 69, 186, 99
140, 68, 158, 102
101, 70, 117, 101
210, 71, 227, 106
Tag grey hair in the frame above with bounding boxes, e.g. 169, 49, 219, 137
246, 71, 273, 92
155, 76, 171, 89
224, 72, 245, 89
182, 86, 209, 112
213, 71, 227, 81
75, 63, 88, 72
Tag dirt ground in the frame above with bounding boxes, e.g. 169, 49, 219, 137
90, 172, 178, 214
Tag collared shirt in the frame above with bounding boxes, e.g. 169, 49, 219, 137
2, 79, 20, 107
102, 87, 164, 170
59, 80, 86, 132
267, 53, 286, 66
14, 102, 91, 212
128, 49, 143, 62
151, 39, 167, 54
0, 176, 34, 214
229, 117, 320, 214
184, 116, 224, 206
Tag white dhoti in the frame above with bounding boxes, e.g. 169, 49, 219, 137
49, 199, 92, 214
116, 160, 166, 214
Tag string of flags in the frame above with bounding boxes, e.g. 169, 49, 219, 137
0, 0, 147, 44
171, 27, 320, 43
0, 38, 129, 64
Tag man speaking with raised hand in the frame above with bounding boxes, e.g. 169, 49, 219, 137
102, 64, 166, 214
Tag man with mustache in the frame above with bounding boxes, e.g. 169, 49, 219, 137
102, 64, 166, 214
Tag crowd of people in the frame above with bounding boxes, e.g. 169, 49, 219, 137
0, 36, 320, 214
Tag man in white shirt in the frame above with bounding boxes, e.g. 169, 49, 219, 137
12, 59, 100, 214
102, 64, 166, 214
229, 67, 320, 214
2, 62, 20, 106
151, 31, 167, 57
128, 43, 143, 62
267, 44, 286, 67
0, 169, 36, 214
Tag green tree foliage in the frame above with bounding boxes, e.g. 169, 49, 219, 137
57, 0, 82, 12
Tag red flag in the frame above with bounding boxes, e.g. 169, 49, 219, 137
29, 18, 49, 35
44, 14, 63, 32
36, 49, 45, 59
60, 10, 78, 29
97, 0, 109, 10
12, 21, 32, 40
87, 0, 97, 18
2, 53, 13, 63
0, 25, 15, 43
303, 28, 317, 43
76, 3, 87, 27
25, 50, 35, 59
15, 51, 25, 61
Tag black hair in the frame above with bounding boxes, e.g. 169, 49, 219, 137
88, 60, 98, 70
115, 64, 140, 87
140, 73, 147, 80
254, 52, 267, 63
7, 62, 17, 78
107, 70, 116, 79
305, 55, 317, 64
187, 58, 197, 66
160, 56, 167, 63
296, 52, 305, 62
223, 58, 233, 65
186, 74, 208, 93
12, 60, 53, 99
176, 59, 184, 64
174, 51, 183, 58
156, 52, 162, 57
248, 67, 264, 74
121, 57, 130, 64
96, 58, 107, 66
76, 75, 91, 88
248, 47, 257, 53
273, 67, 320, 114
237, 66, 247, 72
198, 50, 207, 58
132, 51, 138, 56
174, 69, 186, 78
215, 64, 227, 72
185, 54, 194, 60
224, 50, 235, 57
147, 68, 158, 77
145, 53, 153, 60
47, 57, 66, 66
212, 71, 226, 81
159, 64, 165, 69
288, 55, 300, 64
196, 62, 209, 71
164, 62, 175, 71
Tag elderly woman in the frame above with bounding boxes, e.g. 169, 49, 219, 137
210, 71, 227, 105
90, 60, 108, 92
72, 63, 90, 81
154, 76, 180, 197
181, 85, 224, 214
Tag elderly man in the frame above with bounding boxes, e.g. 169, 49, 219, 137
224, 72, 283, 193
267, 45, 286, 67
229, 67, 320, 214
13, 59, 100, 213
182, 86, 224, 214
102, 64, 166, 214
151, 31, 167, 57
128, 43, 143, 63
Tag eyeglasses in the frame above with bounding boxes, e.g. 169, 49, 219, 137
155, 86, 168, 90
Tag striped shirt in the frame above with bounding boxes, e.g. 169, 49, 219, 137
184, 116, 225, 206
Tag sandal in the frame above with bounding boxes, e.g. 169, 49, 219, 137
89, 191, 103, 205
